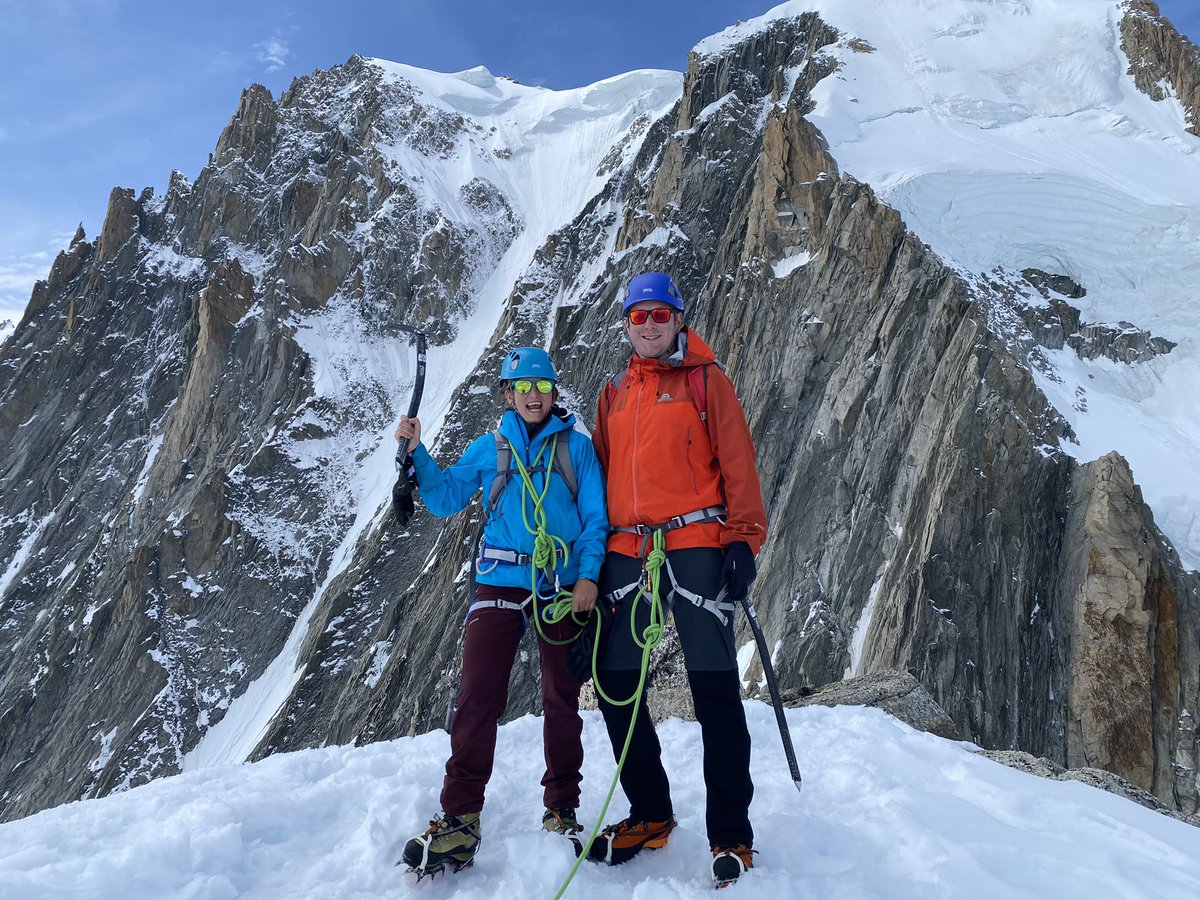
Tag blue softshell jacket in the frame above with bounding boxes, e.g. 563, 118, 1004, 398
410, 409, 609, 589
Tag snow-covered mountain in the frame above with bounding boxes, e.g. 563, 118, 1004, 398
768, 0, 1200, 569
4, 705, 1200, 899
1, 0, 1198, 835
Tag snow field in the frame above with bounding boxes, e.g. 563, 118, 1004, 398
6, 704, 1200, 899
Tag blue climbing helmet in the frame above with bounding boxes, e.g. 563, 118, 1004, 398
499, 347, 558, 383
622, 271, 684, 313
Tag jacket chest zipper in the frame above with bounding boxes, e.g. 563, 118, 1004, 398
631, 378, 641, 515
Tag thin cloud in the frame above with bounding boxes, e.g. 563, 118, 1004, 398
0, 233, 77, 312
205, 49, 240, 77
0, 270, 42, 314
0, 265, 49, 310
255, 36, 290, 73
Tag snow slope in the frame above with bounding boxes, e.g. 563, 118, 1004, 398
182, 64, 680, 772
4, 704, 1199, 899
701, 0, 1200, 569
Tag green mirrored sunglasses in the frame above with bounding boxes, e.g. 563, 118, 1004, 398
512, 379, 554, 395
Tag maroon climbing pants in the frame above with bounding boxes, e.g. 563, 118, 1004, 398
441, 585, 585, 815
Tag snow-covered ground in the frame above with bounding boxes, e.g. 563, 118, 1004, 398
701, 0, 1200, 569
4, 704, 1199, 899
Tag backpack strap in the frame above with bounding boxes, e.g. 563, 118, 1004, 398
687, 364, 709, 424
487, 430, 511, 514
486, 428, 577, 517
602, 370, 626, 417
553, 435, 577, 499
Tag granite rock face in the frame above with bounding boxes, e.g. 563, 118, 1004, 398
1121, 0, 1200, 137
0, 56, 530, 819
1057, 452, 1199, 814
2, 9, 1199, 824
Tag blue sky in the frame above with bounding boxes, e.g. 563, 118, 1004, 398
2, 0, 1198, 320
0, 0, 766, 318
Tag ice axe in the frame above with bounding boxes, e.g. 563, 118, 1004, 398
387, 324, 427, 528
737, 589, 803, 793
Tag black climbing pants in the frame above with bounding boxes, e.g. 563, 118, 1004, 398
595, 548, 754, 848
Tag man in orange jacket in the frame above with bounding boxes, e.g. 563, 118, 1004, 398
586, 271, 767, 888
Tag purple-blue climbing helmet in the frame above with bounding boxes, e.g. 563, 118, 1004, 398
622, 271, 685, 313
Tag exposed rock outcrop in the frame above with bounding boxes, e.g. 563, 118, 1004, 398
1017, 269, 1177, 364
1058, 452, 1199, 812
786, 671, 962, 740
1121, 1, 1200, 136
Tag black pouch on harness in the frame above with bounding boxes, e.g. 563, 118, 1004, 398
567, 599, 617, 684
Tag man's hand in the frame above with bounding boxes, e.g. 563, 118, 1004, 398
722, 541, 756, 600
572, 578, 598, 614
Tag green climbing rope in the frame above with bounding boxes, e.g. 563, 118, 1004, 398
553, 529, 667, 900
509, 435, 585, 646
502, 437, 671, 899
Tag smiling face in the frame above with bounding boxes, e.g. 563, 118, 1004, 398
505, 380, 556, 425
625, 300, 684, 360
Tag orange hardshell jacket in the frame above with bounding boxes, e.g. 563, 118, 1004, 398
593, 328, 768, 558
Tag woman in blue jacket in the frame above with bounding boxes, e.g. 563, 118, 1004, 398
397, 347, 608, 877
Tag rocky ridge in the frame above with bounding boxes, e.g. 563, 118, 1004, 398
1, 4, 1198, 824
0, 55, 648, 817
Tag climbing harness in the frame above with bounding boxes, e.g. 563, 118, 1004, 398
611, 504, 727, 537
611, 505, 732, 623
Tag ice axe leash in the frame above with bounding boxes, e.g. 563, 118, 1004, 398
387, 325, 426, 528
737, 589, 803, 793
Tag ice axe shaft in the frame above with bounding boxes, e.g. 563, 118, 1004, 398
739, 592, 803, 793
387, 325, 427, 526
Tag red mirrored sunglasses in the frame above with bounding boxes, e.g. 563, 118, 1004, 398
626, 307, 675, 325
